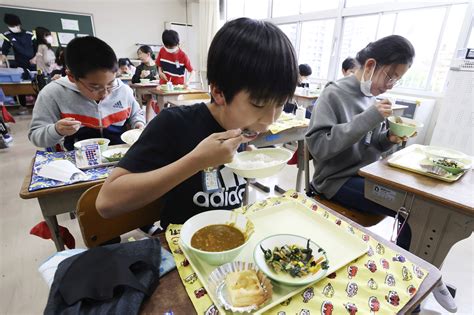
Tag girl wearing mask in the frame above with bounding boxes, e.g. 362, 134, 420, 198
306, 35, 416, 251
34, 27, 57, 74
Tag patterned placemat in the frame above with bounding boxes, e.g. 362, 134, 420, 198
165, 191, 428, 315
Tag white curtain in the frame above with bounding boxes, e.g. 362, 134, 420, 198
198, 0, 220, 79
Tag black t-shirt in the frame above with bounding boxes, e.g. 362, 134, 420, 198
118, 103, 246, 229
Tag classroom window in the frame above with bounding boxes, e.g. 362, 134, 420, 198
300, 0, 338, 13
375, 12, 396, 39
298, 19, 335, 79
337, 14, 378, 78
393, 7, 445, 90
226, 0, 269, 20
430, 4, 469, 92
277, 23, 298, 51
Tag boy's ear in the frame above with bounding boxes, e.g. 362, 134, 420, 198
66, 69, 76, 83
210, 84, 226, 106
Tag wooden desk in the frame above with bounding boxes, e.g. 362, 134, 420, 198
141, 203, 441, 314
359, 154, 474, 268
0, 81, 36, 96
19, 159, 107, 251
150, 88, 208, 112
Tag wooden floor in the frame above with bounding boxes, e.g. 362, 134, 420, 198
0, 111, 472, 314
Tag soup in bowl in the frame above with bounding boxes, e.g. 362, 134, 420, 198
180, 210, 254, 266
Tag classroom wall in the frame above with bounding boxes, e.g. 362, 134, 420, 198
0, 0, 188, 58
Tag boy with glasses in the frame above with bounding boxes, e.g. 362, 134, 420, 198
29, 36, 145, 151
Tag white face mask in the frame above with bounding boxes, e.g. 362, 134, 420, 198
360, 63, 376, 97
164, 46, 179, 54
45, 35, 53, 44
8, 26, 21, 33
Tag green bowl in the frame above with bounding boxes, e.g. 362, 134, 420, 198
387, 116, 423, 137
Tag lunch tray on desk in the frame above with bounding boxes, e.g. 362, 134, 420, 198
387, 144, 471, 182
179, 199, 368, 314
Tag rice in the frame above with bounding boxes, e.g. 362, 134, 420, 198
231, 153, 284, 169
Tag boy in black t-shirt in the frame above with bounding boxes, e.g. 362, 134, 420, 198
96, 18, 299, 229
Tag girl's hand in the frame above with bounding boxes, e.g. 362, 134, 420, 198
375, 99, 393, 118
190, 129, 244, 169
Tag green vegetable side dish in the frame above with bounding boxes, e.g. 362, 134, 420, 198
110, 152, 124, 159
433, 158, 465, 175
260, 239, 328, 278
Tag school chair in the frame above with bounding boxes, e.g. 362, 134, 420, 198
76, 183, 162, 248
303, 142, 385, 227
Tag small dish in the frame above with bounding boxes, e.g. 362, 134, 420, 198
102, 146, 129, 162
140, 79, 150, 83
422, 146, 468, 161
120, 129, 143, 146
225, 148, 293, 179
254, 234, 328, 286
387, 116, 423, 137
73, 138, 110, 153
207, 261, 272, 313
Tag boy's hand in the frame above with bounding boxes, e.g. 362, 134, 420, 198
134, 122, 145, 129
388, 130, 417, 144
190, 129, 243, 169
159, 73, 168, 81
375, 99, 393, 118
55, 118, 81, 136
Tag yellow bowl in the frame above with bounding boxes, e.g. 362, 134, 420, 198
180, 210, 254, 266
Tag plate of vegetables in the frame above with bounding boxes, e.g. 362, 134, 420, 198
102, 147, 129, 162
253, 234, 329, 286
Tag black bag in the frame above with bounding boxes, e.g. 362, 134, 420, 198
32, 71, 50, 93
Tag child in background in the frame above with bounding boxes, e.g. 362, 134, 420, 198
341, 57, 359, 76
96, 18, 298, 231
50, 47, 66, 80
156, 29, 193, 86
132, 45, 157, 83
117, 58, 136, 77
132, 45, 158, 122
29, 36, 145, 151
34, 27, 57, 75
297, 64, 312, 88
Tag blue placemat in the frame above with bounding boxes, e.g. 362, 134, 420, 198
28, 150, 114, 192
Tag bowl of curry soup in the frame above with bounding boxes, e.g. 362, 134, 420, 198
180, 210, 254, 266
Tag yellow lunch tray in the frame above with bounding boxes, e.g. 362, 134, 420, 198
179, 199, 369, 314
387, 144, 471, 183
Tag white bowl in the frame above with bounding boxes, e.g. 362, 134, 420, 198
73, 138, 110, 153
140, 78, 150, 83
180, 210, 254, 266
102, 146, 129, 162
120, 129, 143, 146
225, 148, 293, 179
422, 146, 468, 161
254, 234, 328, 286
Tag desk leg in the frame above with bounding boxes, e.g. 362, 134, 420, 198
43, 215, 65, 251
407, 197, 474, 268
295, 139, 305, 192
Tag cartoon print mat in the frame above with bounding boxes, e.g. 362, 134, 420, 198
28, 150, 113, 192
165, 191, 428, 315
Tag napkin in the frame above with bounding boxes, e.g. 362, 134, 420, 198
37, 160, 87, 183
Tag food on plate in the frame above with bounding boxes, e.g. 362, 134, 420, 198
432, 158, 466, 175
260, 239, 328, 277
97, 140, 105, 145
225, 270, 268, 307
191, 224, 245, 252
110, 152, 124, 159
433, 158, 462, 168
232, 153, 284, 169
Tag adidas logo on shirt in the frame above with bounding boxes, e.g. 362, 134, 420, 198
113, 101, 123, 109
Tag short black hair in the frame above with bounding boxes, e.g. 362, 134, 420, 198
162, 29, 179, 47
35, 26, 51, 47
118, 58, 133, 67
299, 64, 312, 77
207, 18, 298, 106
4, 14, 21, 27
55, 47, 66, 66
342, 57, 358, 71
137, 45, 156, 60
356, 35, 415, 67
65, 36, 118, 79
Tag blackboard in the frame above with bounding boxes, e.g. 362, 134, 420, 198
0, 5, 94, 51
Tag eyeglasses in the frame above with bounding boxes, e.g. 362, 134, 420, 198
77, 79, 119, 94
382, 69, 402, 86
